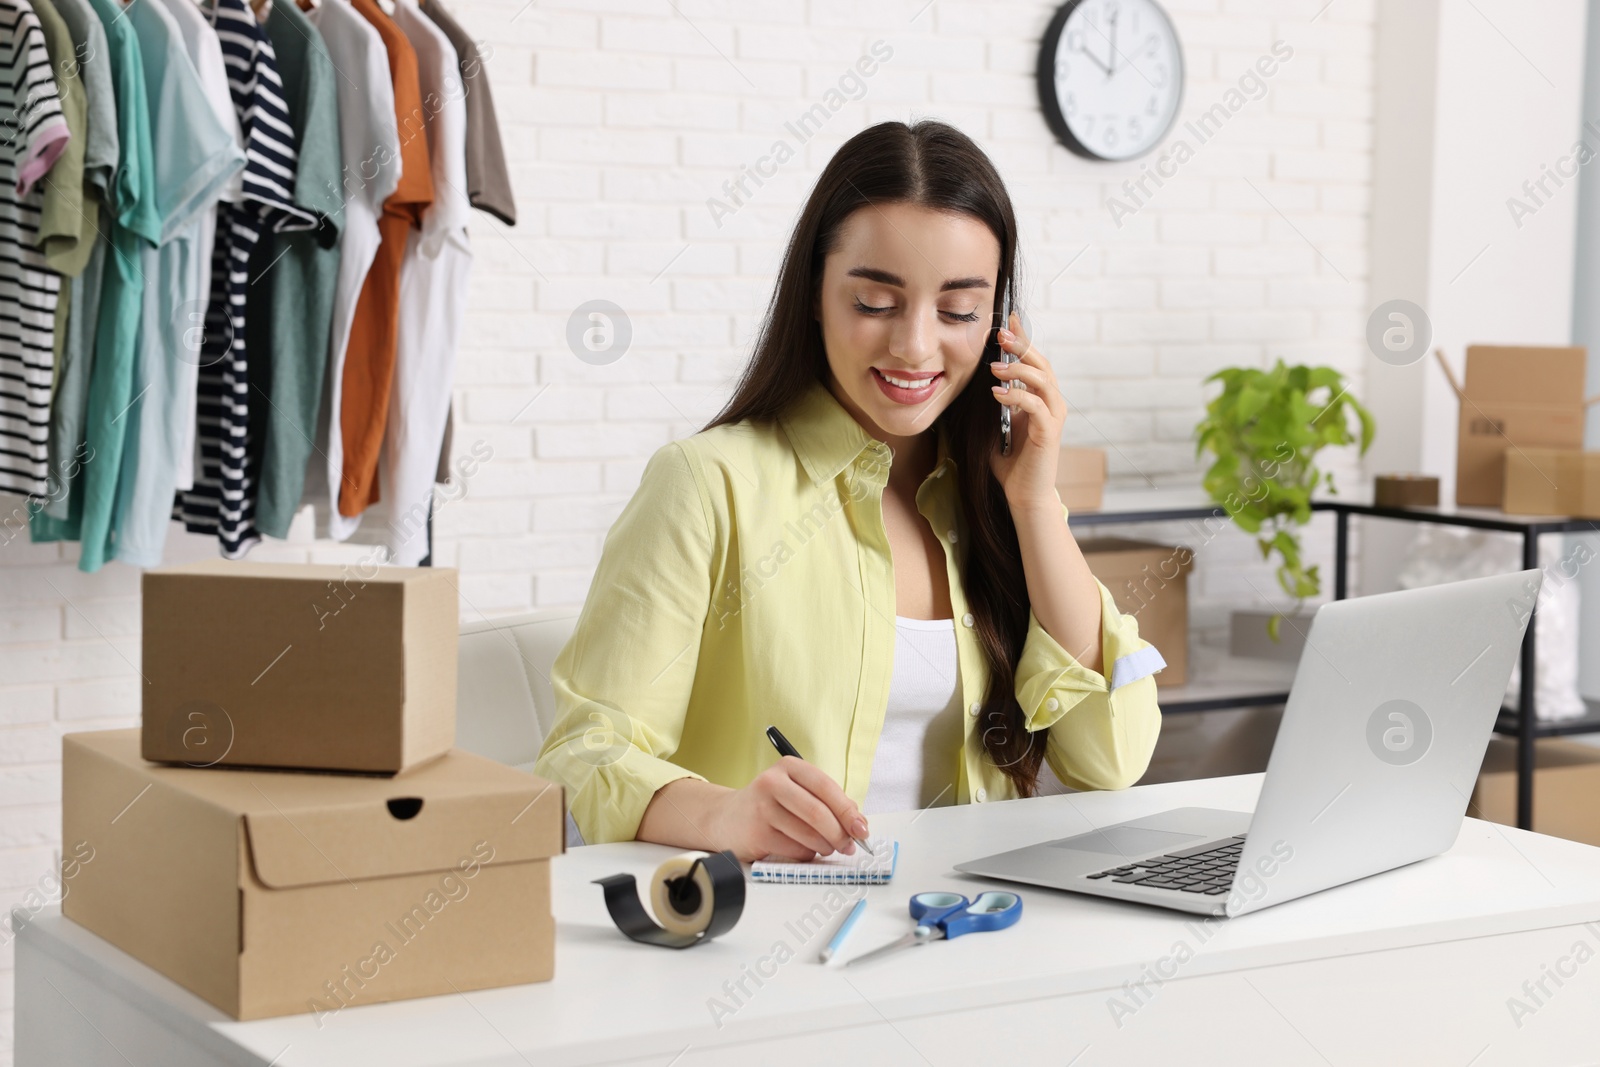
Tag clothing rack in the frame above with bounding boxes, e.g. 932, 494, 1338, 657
1, 0, 515, 575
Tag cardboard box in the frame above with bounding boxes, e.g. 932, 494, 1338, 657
1502, 448, 1600, 518
1228, 609, 1310, 662
1436, 346, 1592, 507
1373, 473, 1439, 509
1472, 737, 1600, 847
62, 729, 564, 1021
1057, 447, 1106, 511
1079, 537, 1192, 686
142, 561, 459, 773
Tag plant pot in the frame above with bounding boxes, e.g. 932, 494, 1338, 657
1228, 608, 1311, 662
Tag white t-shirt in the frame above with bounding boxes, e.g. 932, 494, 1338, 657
303, 0, 401, 541
343, 0, 472, 565
153, 0, 244, 494
862, 616, 965, 815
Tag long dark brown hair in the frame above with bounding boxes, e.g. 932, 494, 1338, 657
701, 119, 1045, 796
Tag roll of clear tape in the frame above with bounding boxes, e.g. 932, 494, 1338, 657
649, 853, 717, 936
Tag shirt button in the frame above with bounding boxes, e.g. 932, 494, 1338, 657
962, 613, 975, 628
968, 700, 981, 717
975, 788, 987, 803
1046, 697, 1060, 712
947, 529, 958, 543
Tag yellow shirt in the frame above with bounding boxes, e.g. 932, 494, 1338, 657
535, 377, 1166, 845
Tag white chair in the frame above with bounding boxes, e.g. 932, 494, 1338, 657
456, 606, 586, 845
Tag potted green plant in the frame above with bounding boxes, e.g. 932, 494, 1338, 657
1193, 360, 1374, 641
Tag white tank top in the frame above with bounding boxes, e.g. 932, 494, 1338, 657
862, 616, 964, 814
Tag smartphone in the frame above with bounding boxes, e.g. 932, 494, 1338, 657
996, 284, 1016, 455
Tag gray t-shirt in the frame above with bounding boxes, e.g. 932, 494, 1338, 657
45, 0, 116, 197
420, 0, 515, 226
37, 0, 118, 520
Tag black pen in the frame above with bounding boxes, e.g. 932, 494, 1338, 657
765, 725, 875, 855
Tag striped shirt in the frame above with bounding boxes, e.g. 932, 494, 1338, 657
172, 0, 312, 556
1, 0, 71, 497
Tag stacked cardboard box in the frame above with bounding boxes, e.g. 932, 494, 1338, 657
1503, 448, 1600, 518
62, 562, 565, 1020
1080, 537, 1193, 687
1437, 346, 1598, 509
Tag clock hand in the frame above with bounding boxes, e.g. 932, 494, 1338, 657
1107, 10, 1119, 77
1073, 36, 1112, 77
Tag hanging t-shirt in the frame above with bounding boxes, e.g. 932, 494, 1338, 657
435, 400, 451, 484
249, 0, 342, 541
34, 0, 116, 523
419, 0, 515, 226
419, 0, 518, 514
301, 0, 398, 542
30, 0, 160, 572
333, 0, 433, 528
154, 0, 244, 494
111, 0, 245, 568
39, 234, 103, 523
26, 0, 91, 513
171, 0, 314, 559
29, 0, 88, 278
47, 0, 115, 196
0, 0, 72, 498
343, 0, 466, 566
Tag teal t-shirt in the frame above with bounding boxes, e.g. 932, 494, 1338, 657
30, 0, 161, 571
250, 0, 344, 539
112, 0, 246, 568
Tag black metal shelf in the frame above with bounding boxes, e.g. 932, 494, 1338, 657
1494, 699, 1600, 739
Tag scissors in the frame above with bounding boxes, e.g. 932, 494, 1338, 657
845, 891, 1022, 966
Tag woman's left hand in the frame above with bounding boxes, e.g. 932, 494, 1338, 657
987, 311, 1068, 512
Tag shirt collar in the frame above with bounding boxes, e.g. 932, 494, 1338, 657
780, 377, 956, 487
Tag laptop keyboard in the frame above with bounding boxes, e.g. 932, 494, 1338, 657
1083, 835, 1247, 895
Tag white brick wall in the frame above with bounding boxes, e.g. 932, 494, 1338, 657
0, 0, 1376, 1055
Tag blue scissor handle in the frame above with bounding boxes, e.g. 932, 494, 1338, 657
909, 891, 1022, 940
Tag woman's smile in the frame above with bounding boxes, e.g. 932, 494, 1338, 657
871, 366, 944, 404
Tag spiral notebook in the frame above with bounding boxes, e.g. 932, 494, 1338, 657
750, 838, 899, 884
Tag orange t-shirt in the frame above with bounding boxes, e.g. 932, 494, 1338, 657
338, 0, 434, 517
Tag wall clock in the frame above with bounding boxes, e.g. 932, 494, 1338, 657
1037, 0, 1185, 161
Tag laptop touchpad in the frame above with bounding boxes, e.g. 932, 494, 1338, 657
1051, 825, 1202, 855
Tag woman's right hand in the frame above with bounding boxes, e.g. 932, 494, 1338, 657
709, 756, 869, 863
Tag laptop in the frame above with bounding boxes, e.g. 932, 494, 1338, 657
954, 569, 1543, 917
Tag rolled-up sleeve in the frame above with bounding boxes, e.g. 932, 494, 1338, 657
533, 441, 714, 844
1013, 578, 1165, 791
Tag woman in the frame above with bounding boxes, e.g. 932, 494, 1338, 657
534, 119, 1164, 862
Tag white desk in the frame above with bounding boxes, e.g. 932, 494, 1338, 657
17, 773, 1600, 1066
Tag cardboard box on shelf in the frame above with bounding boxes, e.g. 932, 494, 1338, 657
1435, 346, 1595, 508
61, 729, 564, 1021
141, 560, 459, 774
1228, 608, 1311, 663
1079, 537, 1192, 687
1472, 737, 1600, 847
1373, 473, 1440, 509
1502, 447, 1600, 519
1057, 447, 1106, 511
